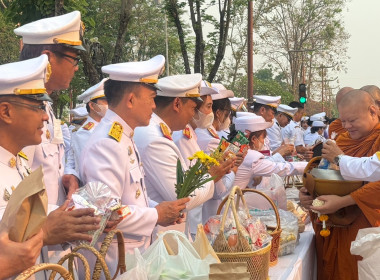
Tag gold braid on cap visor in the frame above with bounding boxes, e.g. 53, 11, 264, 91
14, 88, 46, 95
53, 38, 83, 46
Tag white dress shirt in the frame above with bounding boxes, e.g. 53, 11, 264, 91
266, 120, 283, 151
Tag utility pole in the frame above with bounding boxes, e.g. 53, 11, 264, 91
247, 0, 254, 105
315, 64, 337, 111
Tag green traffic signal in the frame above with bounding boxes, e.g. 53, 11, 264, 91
299, 96, 307, 104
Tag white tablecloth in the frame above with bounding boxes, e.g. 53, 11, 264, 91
269, 223, 317, 280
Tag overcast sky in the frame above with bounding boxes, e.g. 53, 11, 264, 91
332, 0, 380, 91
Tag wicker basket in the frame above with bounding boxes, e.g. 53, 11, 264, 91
15, 263, 73, 280
93, 229, 126, 280
214, 186, 271, 280
241, 189, 282, 267
51, 251, 91, 280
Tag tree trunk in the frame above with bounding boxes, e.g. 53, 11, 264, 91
188, 0, 205, 74
207, 0, 232, 82
112, 0, 134, 64
55, 0, 65, 16
166, 0, 191, 74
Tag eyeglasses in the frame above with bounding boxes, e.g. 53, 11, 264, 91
7, 101, 46, 113
54, 51, 80, 66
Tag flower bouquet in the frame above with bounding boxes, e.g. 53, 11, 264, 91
175, 151, 219, 199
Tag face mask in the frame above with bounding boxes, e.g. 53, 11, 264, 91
218, 115, 231, 131
254, 138, 265, 151
93, 103, 108, 117
193, 110, 214, 129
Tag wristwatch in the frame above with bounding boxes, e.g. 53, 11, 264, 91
334, 154, 343, 166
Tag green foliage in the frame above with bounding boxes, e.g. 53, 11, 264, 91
0, 12, 19, 64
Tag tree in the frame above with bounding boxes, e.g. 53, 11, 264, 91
258, 0, 349, 99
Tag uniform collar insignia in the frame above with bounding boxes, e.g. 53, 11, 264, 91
183, 126, 192, 139
17, 151, 28, 161
207, 127, 220, 139
46, 130, 51, 139
160, 122, 172, 141
108, 121, 123, 142
83, 122, 95, 130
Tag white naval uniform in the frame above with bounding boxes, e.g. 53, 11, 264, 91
64, 116, 99, 180
0, 146, 67, 280
195, 125, 220, 155
134, 114, 214, 213
266, 120, 283, 151
79, 110, 158, 277
234, 149, 307, 189
24, 102, 67, 206
304, 132, 325, 146
339, 152, 380, 182
0, 147, 31, 218
172, 125, 235, 232
282, 120, 305, 147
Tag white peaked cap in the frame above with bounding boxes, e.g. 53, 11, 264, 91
102, 55, 165, 83
0, 54, 52, 102
229, 97, 245, 106
70, 104, 88, 118
200, 80, 218, 96
277, 104, 298, 118
312, 120, 326, 128
14, 11, 85, 51
235, 115, 273, 133
156, 73, 202, 99
301, 116, 309, 121
236, 112, 254, 118
78, 78, 108, 104
310, 112, 326, 122
211, 83, 234, 100
253, 95, 281, 108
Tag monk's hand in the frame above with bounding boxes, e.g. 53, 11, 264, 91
322, 140, 344, 163
310, 194, 356, 214
299, 187, 313, 210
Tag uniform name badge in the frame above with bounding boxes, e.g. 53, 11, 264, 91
51, 119, 64, 144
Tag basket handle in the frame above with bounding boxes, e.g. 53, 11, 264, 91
15, 264, 73, 280
71, 244, 111, 280
217, 186, 247, 235
241, 189, 281, 232
50, 252, 90, 280
93, 230, 126, 280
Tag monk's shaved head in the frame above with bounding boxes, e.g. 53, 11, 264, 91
336, 86, 354, 105
361, 85, 380, 101
338, 89, 379, 139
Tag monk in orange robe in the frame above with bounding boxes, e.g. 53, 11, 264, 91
328, 87, 353, 139
301, 90, 380, 280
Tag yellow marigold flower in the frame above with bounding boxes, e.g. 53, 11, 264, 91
319, 215, 329, 222
320, 229, 330, 237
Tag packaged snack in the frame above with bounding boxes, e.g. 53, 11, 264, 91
67, 181, 121, 246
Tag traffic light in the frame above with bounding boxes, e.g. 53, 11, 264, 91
299, 83, 307, 104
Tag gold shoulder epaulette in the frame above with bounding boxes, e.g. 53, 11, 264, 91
183, 126, 192, 139
18, 151, 28, 161
160, 122, 172, 141
83, 122, 95, 131
207, 128, 220, 139
108, 122, 123, 142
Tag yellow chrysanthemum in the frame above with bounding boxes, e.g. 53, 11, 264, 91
320, 229, 330, 237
